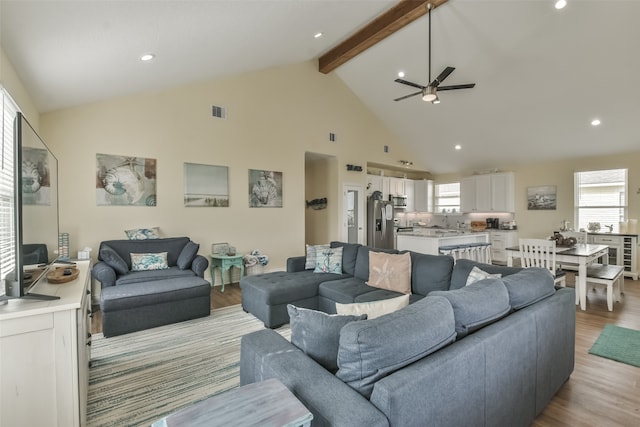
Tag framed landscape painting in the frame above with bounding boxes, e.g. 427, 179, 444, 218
184, 163, 229, 207
527, 185, 557, 210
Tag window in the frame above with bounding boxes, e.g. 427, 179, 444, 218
1, 88, 19, 295
435, 182, 460, 214
574, 169, 627, 233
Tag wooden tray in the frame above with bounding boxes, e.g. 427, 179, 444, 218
46, 266, 79, 284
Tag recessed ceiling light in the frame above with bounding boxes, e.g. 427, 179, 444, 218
140, 53, 155, 61
314, 32, 323, 39
555, 0, 567, 10
398, 71, 405, 78
591, 119, 601, 126
455, 144, 462, 150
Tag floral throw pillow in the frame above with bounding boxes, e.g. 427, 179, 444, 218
125, 227, 160, 240
314, 246, 343, 274
131, 252, 169, 271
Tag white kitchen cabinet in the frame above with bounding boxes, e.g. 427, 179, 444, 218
490, 230, 519, 265
413, 179, 434, 212
461, 172, 515, 213
388, 177, 406, 196
404, 179, 415, 211
0, 260, 91, 427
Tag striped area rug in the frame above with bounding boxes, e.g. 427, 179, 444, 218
87, 305, 290, 427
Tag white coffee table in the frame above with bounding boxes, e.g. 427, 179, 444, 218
151, 378, 313, 427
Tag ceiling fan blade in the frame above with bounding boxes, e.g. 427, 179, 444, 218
437, 83, 476, 91
394, 78, 425, 90
394, 91, 423, 102
430, 67, 455, 88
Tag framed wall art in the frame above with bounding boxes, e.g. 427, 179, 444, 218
527, 185, 557, 210
184, 162, 229, 207
96, 154, 157, 206
249, 169, 283, 208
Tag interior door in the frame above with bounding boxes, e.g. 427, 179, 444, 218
343, 184, 364, 244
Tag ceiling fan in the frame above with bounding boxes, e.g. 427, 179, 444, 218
394, 3, 475, 104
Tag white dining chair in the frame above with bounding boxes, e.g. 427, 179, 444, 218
518, 238, 567, 287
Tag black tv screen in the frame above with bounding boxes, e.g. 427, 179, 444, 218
1, 112, 59, 300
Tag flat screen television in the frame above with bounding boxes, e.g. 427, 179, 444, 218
1, 112, 60, 301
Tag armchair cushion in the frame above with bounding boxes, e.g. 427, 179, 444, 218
177, 241, 200, 270
99, 245, 129, 275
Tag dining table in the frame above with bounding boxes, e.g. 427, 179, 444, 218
505, 244, 610, 310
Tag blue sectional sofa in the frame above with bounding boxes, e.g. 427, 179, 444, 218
240, 241, 520, 328
240, 244, 575, 427
92, 237, 210, 337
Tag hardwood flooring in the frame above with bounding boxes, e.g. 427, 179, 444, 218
91, 279, 640, 426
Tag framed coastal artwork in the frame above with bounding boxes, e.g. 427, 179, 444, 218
21, 147, 51, 205
249, 169, 283, 208
527, 185, 557, 210
184, 162, 229, 207
96, 154, 157, 206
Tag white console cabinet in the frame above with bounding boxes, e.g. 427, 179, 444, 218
461, 172, 515, 213
0, 260, 91, 427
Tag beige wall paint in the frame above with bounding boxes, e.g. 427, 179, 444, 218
39, 60, 418, 277
0, 47, 39, 129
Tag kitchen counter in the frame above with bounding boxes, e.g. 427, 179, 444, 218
397, 231, 490, 256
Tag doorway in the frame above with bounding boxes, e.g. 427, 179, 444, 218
343, 184, 365, 244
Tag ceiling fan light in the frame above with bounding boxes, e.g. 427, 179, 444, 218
432, 96, 440, 104
422, 86, 437, 102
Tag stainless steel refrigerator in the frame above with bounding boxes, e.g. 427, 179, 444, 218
367, 198, 395, 249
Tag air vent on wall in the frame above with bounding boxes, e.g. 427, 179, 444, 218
211, 105, 227, 119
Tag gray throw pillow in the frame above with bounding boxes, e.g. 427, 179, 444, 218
430, 278, 511, 339
336, 296, 456, 398
99, 245, 128, 275
177, 241, 200, 270
287, 304, 365, 373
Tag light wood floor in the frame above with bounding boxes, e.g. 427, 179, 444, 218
91, 279, 640, 426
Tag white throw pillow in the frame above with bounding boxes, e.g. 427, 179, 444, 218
466, 266, 502, 286
335, 294, 410, 319
366, 251, 412, 294
305, 244, 330, 270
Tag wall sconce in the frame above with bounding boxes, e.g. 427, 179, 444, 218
399, 160, 413, 167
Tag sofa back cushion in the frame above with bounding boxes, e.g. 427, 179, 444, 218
98, 237, 190, 270
354, 246, 399, 281
409, 251, 455, 295
430, 278, 511, 339
336, 295, 456, 398
449, 259, 522, 290
330, 241, 361, 276
500, 267, 556, 310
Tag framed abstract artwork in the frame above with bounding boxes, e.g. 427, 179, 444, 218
249, 169, 283, 208
184, 162, 229, 207
96, 154, 157, 206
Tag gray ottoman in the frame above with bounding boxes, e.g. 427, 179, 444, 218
240, 270, 347, 328
100, 276, 211, 337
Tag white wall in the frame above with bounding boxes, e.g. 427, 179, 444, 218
39, 60, 419, 280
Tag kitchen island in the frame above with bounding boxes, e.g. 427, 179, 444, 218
397, 229, 490, 256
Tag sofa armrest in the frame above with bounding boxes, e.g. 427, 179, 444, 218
287, 256, 307, 272
241, 329, 389, 427
191, 255, 209, 277
91, 261, 117, 288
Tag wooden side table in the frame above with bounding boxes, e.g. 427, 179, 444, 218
151, 378, 313, 427
210, 254, 244, 292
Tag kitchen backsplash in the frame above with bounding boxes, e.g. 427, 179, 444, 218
396, 211, 515, 229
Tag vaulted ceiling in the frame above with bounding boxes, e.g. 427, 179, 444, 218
2, 0, 639, 174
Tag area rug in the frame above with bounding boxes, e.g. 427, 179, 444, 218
588, 324, 640, 367
87, 305, 290, 427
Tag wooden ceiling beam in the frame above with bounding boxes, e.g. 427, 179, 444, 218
318, 0, 449, 74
